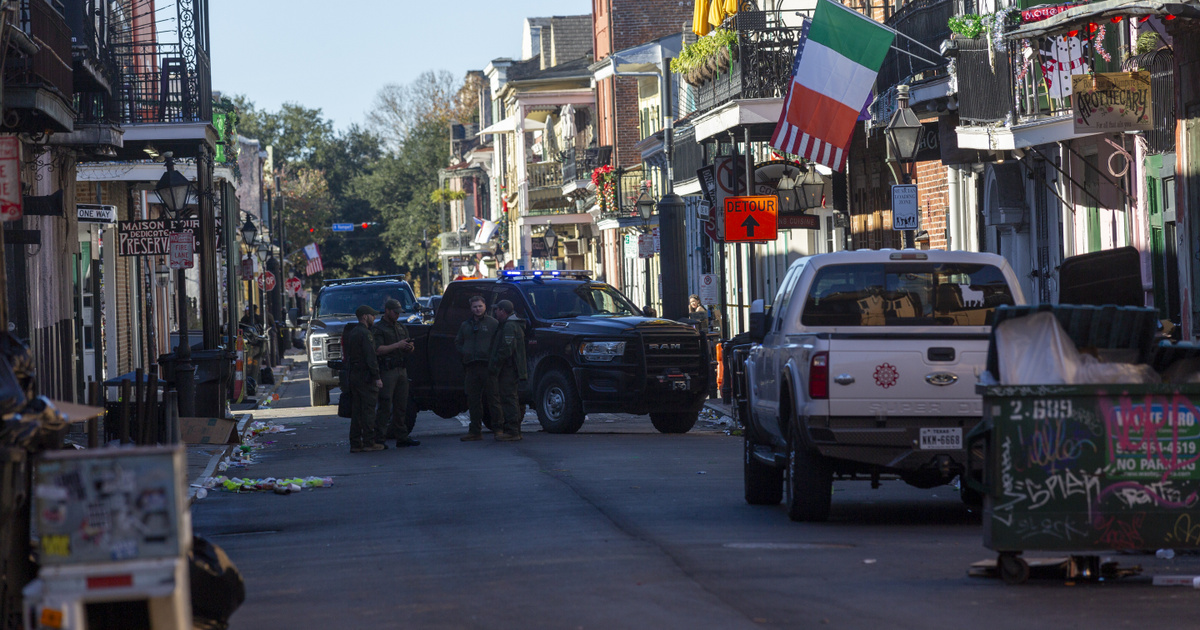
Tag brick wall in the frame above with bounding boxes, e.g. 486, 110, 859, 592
915, 159, 948, 250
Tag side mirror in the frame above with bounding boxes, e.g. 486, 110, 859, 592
748, 299, 767, 342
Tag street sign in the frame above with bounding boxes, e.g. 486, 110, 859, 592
285, 276, 302, 296
168, 232, 194, 269
257, 271, 276, 292
76, 204, 116, 224
723, 195, 778, 242
241, 257, 254, 280
331, 223, 354, 232
699, 274, 719, 305
0, 137, 20, 222
638, 233, 653, 258
892, 184, 919, 231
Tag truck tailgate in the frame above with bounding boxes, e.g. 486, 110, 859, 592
826, 335, 987, 417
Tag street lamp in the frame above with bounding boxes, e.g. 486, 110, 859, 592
542, 227, 558, 254
885, 85, 923, 165
796, 164, 825, 210
240, 215, 258, 246
155, 153, 192, 217
156, 153, 197, 418
636, 188, 655, 221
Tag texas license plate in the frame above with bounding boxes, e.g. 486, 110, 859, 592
919, 428, 962, 450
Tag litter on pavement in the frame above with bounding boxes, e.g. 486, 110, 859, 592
196, 475, 334, 494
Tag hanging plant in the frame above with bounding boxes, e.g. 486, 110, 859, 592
948, 14, 986, 39
590, 165, 616, 212
671, 29, 738, 85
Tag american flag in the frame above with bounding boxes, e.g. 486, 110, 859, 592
303, 243, 323, 275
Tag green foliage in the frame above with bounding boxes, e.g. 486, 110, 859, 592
948, 14, 985, 39
1135, 32, 1159, 55
228, 96, 334, 167
671, 29, 738, 74
430, 188, 467, 204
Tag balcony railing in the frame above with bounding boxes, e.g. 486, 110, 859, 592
954, 36, 1015, 125
1132, 48, 1175, 153
670, 127, 704, 184
4, 0, 74, 100
528, 161, 562, 190
112, 41, 212, 125
690, 11, 801, 114
561, 144, 612, 183
877, 0, 953, 91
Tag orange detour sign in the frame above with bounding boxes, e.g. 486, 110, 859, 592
723, 195, 778, 242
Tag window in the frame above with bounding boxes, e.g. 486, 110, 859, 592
317, 285, 418, 317
801, 263, 1015, 327
523, 283, 638, 320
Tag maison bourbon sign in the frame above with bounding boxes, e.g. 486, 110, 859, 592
117, 219, 200, 256
1071, 71, 1152, 133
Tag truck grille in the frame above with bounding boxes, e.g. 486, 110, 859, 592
641, 333, 703, 376
326, 338, 342, 361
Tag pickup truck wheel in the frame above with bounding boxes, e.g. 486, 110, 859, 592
309, 381, 329, 407
744, 434, 783, 505
649, 412, 697, 434
785, 436, 833, 522
535, 371, 584, 434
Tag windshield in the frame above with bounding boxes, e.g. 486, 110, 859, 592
801, 263, 1015, 327
316, 285, 417, 317
523, 282, 640, 320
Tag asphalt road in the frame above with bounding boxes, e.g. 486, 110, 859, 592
192, 366, 1200, 630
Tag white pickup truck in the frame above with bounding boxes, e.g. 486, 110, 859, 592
740, 249, 1025, 521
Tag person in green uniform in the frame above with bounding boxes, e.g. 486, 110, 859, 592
373, 298, 420, 448
489, 299, 527, 441
346, 305, 384, 453
455, 295, 502, 441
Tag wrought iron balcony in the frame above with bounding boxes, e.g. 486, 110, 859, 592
110, 0, 211, 126
3, 0, 75, 131
877, 0, 954, 92
1130, 48, 1174, 153
689, 12, 801, 114
560, 144, 613, 184
953, 36, 1015, 125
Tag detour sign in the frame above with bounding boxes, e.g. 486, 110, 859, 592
724, 195, 778, 242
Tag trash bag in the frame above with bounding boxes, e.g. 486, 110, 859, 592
259, 365, 275, 386
189, 535, 245, 630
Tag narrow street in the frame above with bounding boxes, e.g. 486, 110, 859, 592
191, 359, 1200, 630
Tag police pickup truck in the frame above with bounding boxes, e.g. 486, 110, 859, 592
405, 270, 710, 433
300, 276, 419, 406
739, 250, 1025, 521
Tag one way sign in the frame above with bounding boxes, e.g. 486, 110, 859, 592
724, 195, 778, 243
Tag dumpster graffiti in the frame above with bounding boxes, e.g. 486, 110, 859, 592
1103, 393, 1200, 481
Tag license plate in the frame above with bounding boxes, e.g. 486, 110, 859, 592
919, 428, 962, 450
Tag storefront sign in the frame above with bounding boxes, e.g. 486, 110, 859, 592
1072, 71, 1152, 133
1021, 3, 1078, 23
76, 204, 116, 224
913, 121, 940, 162
117, 219, 200, 256
0, 137, 21, 221
779, 214, 821, 230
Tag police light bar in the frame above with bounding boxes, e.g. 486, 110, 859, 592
499, 269, 593, 280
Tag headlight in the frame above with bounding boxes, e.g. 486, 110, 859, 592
579, 341, 625, 362
309, 334, 327, 363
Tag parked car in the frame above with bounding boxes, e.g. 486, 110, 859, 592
405, 270, 710, 433
300, 276, 419, 406
738, 249, 1026, 521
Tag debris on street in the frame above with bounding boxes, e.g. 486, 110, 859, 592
197, 475, 334, 494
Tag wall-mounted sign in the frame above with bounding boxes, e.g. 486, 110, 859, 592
117, 219, 200, 256
779, 214, 821, 230
0, 137, 20, 222
168, 232, 194, 269
1072, 71, 1152, 133
77, 204, 117, 224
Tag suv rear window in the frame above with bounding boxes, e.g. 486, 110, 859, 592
316, 285, 417, 317
522, 283, 639, 319
801, 263, 1015, 327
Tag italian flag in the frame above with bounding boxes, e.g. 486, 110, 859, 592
771, 0, 894, 171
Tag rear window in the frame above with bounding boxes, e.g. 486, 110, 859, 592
316, 284, 417, 317
800, 263, 1015, 327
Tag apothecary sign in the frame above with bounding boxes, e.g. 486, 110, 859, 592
1071, 71, 1152, 133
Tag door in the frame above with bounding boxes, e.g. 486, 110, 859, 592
1084, 153, 1102, 252
75, 235, 98, 396
1147, 153, 1180, 324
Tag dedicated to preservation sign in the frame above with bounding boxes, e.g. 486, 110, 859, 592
117, 219, 200, 256
1071, 71, 1152, 133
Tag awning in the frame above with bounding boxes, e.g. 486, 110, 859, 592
592, 34, 684, 81
477, 116, 547, 136
693, 98, 784, 141
1008, 0, 1200, 39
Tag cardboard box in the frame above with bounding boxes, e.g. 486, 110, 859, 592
179, 417, 240, 445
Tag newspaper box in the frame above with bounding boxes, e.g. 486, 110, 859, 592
23, 446, 191, 629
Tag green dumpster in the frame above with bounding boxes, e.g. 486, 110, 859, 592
967, 304, 1200, 584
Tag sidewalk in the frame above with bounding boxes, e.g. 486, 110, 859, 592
185, 349, 303, 501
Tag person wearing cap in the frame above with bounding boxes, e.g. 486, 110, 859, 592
489, 299, 527, 441
454, 295, 502, 441
373, 298, 419, 448
346, 305, 384, 452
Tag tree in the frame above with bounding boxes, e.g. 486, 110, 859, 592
228, 96, 334, 167
367, 70, 480, 153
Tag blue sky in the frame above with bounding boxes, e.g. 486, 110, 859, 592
210, 1, 593, 131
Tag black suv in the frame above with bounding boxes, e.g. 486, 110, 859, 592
405, 271, 710, 433
300, 276, 418, 406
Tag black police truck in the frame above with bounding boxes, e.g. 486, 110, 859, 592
405, 270, 710, 433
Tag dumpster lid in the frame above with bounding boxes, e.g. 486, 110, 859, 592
1058, 246, 1143, 307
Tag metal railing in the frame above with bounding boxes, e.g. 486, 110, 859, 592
877, 0, 953, 91
560, 144, 612, 183
4, 0, 73, 99
954, 36, 1015, 124
527, 161, 562, 190
690, 11, 803, 114
1133, 48, 1175, 154
112, 41, 212, 125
